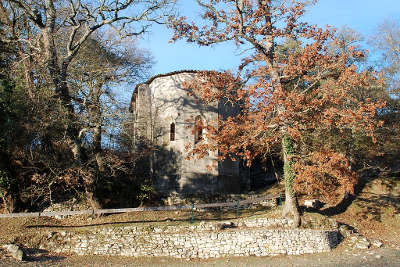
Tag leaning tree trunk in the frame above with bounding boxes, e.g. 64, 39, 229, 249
281, 134, 301, 228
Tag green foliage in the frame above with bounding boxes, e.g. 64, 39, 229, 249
0, 78, 14, 150
138, 184, 155, 206
0, 79, 19, 201
95, 172, 155, 208
282, 135, 295, 196
0, 168, 17, 199
275, 38, 303, 61
0, 77, 28, 153
0, 170, 11, 196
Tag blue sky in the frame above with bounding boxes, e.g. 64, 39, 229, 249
139, 0, 400, 76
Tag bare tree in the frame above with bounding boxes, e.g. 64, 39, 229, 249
370, 19, 400, 98
0, 0, 175, 163
69, 31, 153, 171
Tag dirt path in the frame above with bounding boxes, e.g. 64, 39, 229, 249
1, 248, 400, 267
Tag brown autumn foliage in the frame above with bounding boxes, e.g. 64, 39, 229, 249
170, 0, 385, 218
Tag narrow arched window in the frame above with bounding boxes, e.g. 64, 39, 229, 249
170, 122, 175, 141
194, 116, 203, 144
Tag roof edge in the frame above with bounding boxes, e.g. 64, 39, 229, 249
129, 70, 203, 112
141, 69, 201, 87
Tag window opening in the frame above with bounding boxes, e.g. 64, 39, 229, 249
194, 116, 203, 144
170, 122, 175, 141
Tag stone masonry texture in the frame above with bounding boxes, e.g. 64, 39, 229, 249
39, 217, 339, 259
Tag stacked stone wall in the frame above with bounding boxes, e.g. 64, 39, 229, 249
39, 217, 338, 259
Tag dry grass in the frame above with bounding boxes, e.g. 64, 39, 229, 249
0, 204, 283, 244
332, 175, 400, 246
1, 173, 399, 251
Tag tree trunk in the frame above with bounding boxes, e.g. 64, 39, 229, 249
83, 173, 101, 212
43, 1, 84, 164
69, 133, 83, 164
281, 134, 300, 228
1, 193, 16, 213
93, 123, 104, 172
85, 190, 102, 217
92, 83, 104, 172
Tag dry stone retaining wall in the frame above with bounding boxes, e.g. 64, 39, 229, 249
39, 218, 338, 259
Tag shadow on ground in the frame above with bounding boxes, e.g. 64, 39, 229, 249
23, 248, 66, 262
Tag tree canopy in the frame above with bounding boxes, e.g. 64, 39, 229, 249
0, 0, 172, 212
171, 0, 385, 226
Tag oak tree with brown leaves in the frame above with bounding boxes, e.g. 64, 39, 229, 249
171, 0, 385, 227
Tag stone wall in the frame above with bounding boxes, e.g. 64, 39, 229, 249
39, 217, 339, 259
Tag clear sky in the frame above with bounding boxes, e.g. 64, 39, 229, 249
139, 0, 400, 76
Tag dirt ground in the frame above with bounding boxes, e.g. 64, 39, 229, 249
0, 247, 400, 266
0, 173, 399, 266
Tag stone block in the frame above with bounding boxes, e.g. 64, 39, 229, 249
2, 244, 25, 261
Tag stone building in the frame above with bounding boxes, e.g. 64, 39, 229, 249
129, 70, 246, 195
